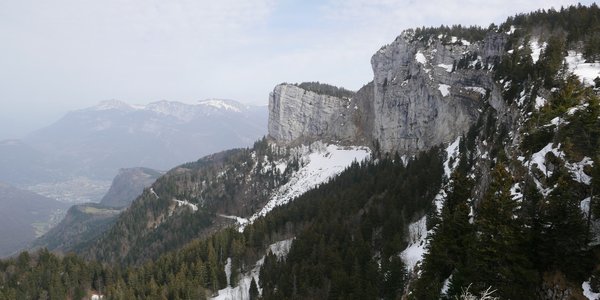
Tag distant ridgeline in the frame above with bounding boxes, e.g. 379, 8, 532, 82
2, 4, 600, 300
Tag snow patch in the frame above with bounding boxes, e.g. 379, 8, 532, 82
581, 197, 591, 216
444, 137, 461, 179
225, 258, 232, 286
510, 183, 523, 202
173, 199, 198, 212
210, 239, 293, 300
415, 51, 427, 65
565, 157, 593, 185
150, 187, 159, 199
239, 143, 370, 231
93, 100, 134, 111
199, 99, 243, 112
269, 238, 294, 260
438, 84, 451, 97
437, 63, 453, 72
434, 189, 448, 214
400, 216, 427, 272
535, 96, 547, 109
435, 137, 462, 213
530, 143, 563, 177
582, 280, 600, 300
566, 51, 600, 86
530, 40, 547, 63
218, 214, 249, 225
441, 274, 453, 296
465, 86, 486, 97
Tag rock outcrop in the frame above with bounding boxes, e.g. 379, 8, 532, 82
268, 32, 508, 154
100, 167, 163, 208
268, 84, 366, 145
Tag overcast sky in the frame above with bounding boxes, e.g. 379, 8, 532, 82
0, 0, 595, 139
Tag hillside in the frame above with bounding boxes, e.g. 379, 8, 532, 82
0, 183, 68, 257
31, 167, 162, 254
100, 167, 164, 208
1, 4, 600, 300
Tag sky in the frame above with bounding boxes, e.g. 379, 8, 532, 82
0, 0, 596, 139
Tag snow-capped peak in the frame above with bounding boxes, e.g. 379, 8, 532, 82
93, 99, 135, 111
198, 99, 245, 112
87, 99, 252, 122
145, 100, 196, 121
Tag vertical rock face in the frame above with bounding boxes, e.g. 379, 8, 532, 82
268, 84, 364, 145
268, 32, 507, 154
369, 32, 506, 154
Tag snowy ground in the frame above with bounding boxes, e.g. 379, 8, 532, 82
565, 51, 600, 86
400, 215, 428, 272
529, 142, 594, 187
173, 199, 198, 211
530, 40, 547, 64
237, 143, 370, 231
401, 138, 462, 273
438, 84, 451, 97
582, 280, 600, 300
210, 238, 294, 300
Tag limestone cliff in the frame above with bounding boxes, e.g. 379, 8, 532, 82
268, 84, 367, 145
268, 32, 508, 154
369, 32, 507, 154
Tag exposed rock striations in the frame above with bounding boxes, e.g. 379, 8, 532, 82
268, 84, 365, 146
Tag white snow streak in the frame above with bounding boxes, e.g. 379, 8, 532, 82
200, 99, 242, 112
435, 137, 461, 213
465, 86, 486, 97
530, 40, 547, 64
211, 239, 294, 300
400, 216, 427, 272
225, 258, 232, 287
444, 137, 461, 179
437, 63, 453, 72
530, 143, 563, 177
566, 157, 594, 185
173, 199, 198, 211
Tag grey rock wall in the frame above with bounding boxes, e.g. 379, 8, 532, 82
268, 84, 363, 145
268, 32, 507, 154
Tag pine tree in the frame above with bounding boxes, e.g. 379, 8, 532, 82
463, 164, 538, 298
249, 277, 259, 300
412, 171, 475, 299
540, 172, 590, 279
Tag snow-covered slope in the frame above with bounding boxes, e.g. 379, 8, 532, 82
566, 51, 600, 86
237, 143, 371, 230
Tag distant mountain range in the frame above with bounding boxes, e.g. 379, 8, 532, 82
0, 99, 266, 188
18, 99, 267, 183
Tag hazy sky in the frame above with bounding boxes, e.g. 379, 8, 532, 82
0, 0, 595, 139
